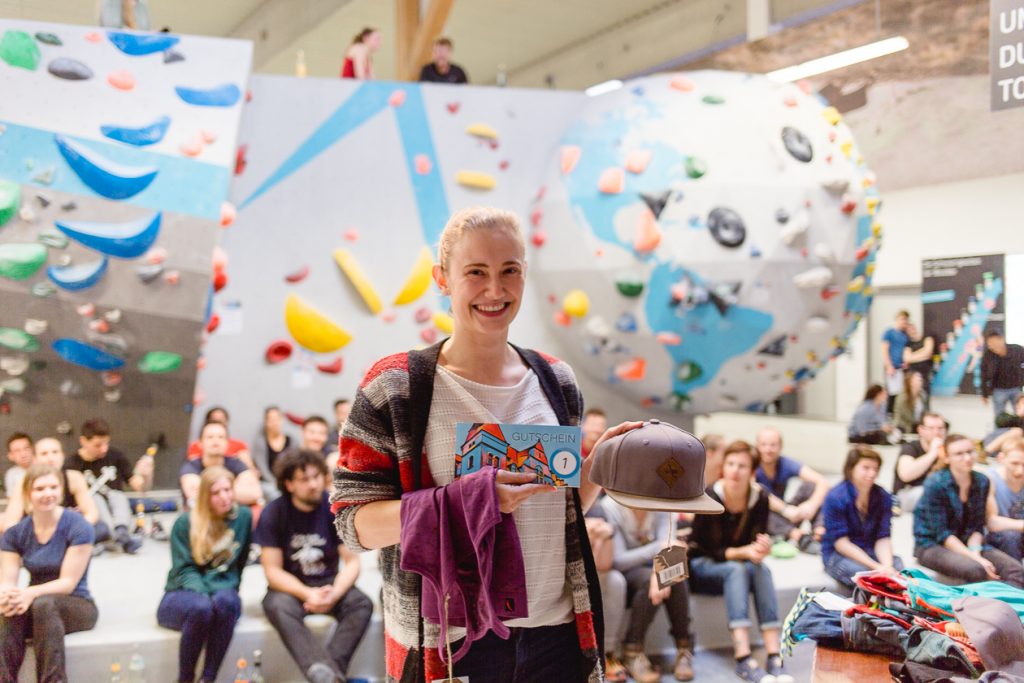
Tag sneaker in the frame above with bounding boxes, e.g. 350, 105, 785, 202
604, 654, 628, 682
674, 647, 695, 681
622, 648, 661, 683
149, 519, 170, 541
114, 527, 142, 554
770, 539, 798, 559
766, 654, 794, 683
797, 534, 821, 555
306, 662, 341, 683
735, 656, 775, 683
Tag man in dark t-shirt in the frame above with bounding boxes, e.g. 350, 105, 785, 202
893, 412, 947, 512
179, 421, 260, 510
256, 449, 372, 683
418, 37, 469, 84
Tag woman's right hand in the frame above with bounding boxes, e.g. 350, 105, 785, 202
496, 470, 557, 514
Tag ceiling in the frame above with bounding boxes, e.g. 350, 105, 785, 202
1, 0, 848, 88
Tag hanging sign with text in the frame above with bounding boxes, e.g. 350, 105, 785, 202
992, 0, 1024, 110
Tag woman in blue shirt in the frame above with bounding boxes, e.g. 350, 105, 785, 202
0, 462, 97, 681
821, 447, 903, 588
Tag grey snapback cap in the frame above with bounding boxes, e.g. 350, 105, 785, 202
952, 596, 1024, 675
589, 419, 724, 514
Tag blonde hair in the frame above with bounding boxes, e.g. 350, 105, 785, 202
1002, 436, 1024, 456
189, 466, 235, 566
437, 206, 524, 272
21, 462, 64, 514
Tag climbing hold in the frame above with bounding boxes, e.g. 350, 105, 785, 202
388, 90, 406, 107
560, 146, 581, 174
107, 70, 136, 91
55, 135, 158, 200
781, 126, 813, 163
615, 357, 647, 381
598, 168, 625, 194
0, 181, 20, 227
669, 75, 695, 92
36, 193, 51, 208
343, 228, 359, 242
0, 244, 47, 280
84, 32, 102, 43
640, 190, 672, 219
585, 316, 612, 337
52, 338, 124, 370
76, 303, 96, 318
530, 230, 547, 247
179, 136, 202, 157
865, 196, 880, 214
466, 123, 498, 139
414, 154, 432, 175
656, 331, 682, 346
814, 243, 836, 263
633, 209, 662, 253
455, 171, 496, 190
284, 266, 309, 284
333, 249, 383, 314
758, 334, 788, 357
317, 357, 343, 374
847, 276, 865, 293
806, 316, 829, 333
707, 207, 746, 248
30, 282, 56, 297
264, 341, 293, 365
820, 176, 849, 194
0, 329, 39, 352
779, 210, 810, 246
840, 194, 857, 214
554, 311, 571, 327
625, 149, 652, 174
676, 360, 703, 382
18, 205, 36, 223
0, 378, 26, 395
175, 83, 242, 107
822, 106, 841, 126
60, 201, 76, 211
205, 314, 219, 333
393, 246, 434, 305
615, 277, 644, 298
136, 263, 163, 283
88, 319, 110, 334
107, 31, 179, 55
35, 32, 62, 46
839, 141, 853, 159
685, 156, 707, 179
701, 94, 725, 105
420, 328, 438, 344
55, 211, 160, 258
0, 357, 29, 377
48, 57, 93, 81
562, 290, 590, 318
775, 208, 790, 224
104, 309, 121, 323
0, 31, 40, 70
380, 308, 396, 323
413, 307, 433, 324
23, 319, 47, 335
433, 312, 454, 334
212, 270, 228, 292
284, 294, 352, 353
48, 256, 108, 291
446, 102, 460, 114
615, 313, 638, 333
138, 351, 182, 373
101, 116, 170, 146
103, 389, 121, 403
220, 202, 236, 227
820, 285, 841, 301
163, 49, 184, 64
792, 266, 832, 289
100, 371, 121, 387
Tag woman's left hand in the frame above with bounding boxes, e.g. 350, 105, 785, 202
3, 587, 34, 616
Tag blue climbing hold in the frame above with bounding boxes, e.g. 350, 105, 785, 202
101, 116, 170, 146
55, 135, 158, 200
175, 83, 241, 107
615, 312, 638, 333
47, 256, 108, 291
55, 212, 161, 259
107, 31, 179, 56
52, 338, 124, 370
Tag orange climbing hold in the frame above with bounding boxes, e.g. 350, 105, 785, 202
560, 146, 581, 174
633, 209, 662, 253
615, 357, 647, 381
598, 168, 625, 194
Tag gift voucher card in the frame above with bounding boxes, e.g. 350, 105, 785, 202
454, 423, 583, 487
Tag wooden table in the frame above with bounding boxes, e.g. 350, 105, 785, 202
812, 646, 894, 682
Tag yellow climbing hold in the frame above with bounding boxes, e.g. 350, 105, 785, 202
284, 294, 351, 353
455, 171, 497, 190
433, 311, 454, 334
866, 263, 876, 276
333, 249, 383, 314
847, 276, 865, 293
563, 290, 589, 318
822, 106, 841, 125
466, 123, 498, 139
840, 141, 853, 159
872, 222, 883, 238
865, 196, 880, 214
393, 246, 434, 305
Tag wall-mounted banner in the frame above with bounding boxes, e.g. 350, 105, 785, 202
923, 254, 1005, 396
992, 0, 1024, 111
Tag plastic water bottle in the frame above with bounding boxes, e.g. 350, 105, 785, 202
128, 644, 145, 682
109, 660, 121, 682
233, 658, 249, 683
249, 650, 265, 683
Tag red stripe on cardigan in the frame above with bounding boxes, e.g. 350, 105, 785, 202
384, 630, 410, 681
338, 438, 394, 473
360, 352, 410, 388
535, 350, 563, 365
575, 610, 598, 651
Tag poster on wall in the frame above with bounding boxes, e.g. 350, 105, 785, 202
922, 254, 1005, 396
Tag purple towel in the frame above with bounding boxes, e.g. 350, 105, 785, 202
399, 466, 529, 663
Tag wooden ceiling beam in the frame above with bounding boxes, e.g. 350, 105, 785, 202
400, 0, 455, 81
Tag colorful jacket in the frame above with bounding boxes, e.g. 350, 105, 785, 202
331, 340, 604, 683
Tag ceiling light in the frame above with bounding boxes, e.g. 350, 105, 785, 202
765, 36, 909, 83
585, 79, 624, 97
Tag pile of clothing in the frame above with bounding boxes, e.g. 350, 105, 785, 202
782, 568, 1024, 682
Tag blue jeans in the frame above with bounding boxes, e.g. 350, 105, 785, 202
824, 551, 904, 589
450, 620, 587, 683
157, 589, 241, 683
992, 387, 1020, 425
688, 557, 780, 630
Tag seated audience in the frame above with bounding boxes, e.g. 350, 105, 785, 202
913, 434, 1024, 588
585, 498, 627, 682
65, 418, 152, 553
4, 433, 33, 497
252, 406, 292, 501
701, 433, 726, 487
186, 407, 253, 466
894, 371, 928, 434
582, 407, 607, 457
690, 441, 792, 683
0, 463, 97, 682
301, 416, 333, 459
180, 422, 260, 510
326, 398, 351, 456
848, 384, 893, 444
755, 427, 827, 554
2, 438, 104, 541
158, 466, 251, 683
821, 447, 903, 589
893, 412, 947, 513
257, 450, 372, 683
984, 437, 1024, 561
605, 499, 693, 683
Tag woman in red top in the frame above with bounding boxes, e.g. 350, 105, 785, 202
341, 27, 381, 79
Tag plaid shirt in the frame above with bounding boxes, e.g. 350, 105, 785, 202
913, 469, 990, 551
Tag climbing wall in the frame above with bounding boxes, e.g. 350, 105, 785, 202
0, 20, 251, 486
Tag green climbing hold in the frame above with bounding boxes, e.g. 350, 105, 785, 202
701, 94, 725, 105
615, 278, 644, 298
34, 32, 62, 46
0, 378, 26, 395
138, 351, 182, 374
0, 31, 41, 70
0, 181, 19, 227
676, 360, 704, 382
685, 156, 707, 179
670, 392, 691, 411
31, 281, 56, 297
37, 230, 68, 249
0, 328, 40, 352
0, 243, 46, 280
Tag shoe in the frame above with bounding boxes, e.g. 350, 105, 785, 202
797, 534, 821, 555
149, 520, 170, 541
604, 654, 628, 682
673, 646, 695, 681
735, 656, 775, 683
622, 646, 661, 683
770, 539, 798, 559
766, 654, 794, 683
306, 662, 342, 683
90, 543, 106, 558
114, 527, 142, 554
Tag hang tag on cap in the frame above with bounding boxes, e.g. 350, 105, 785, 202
654, 545, 689, 589
432, 678, 469, 683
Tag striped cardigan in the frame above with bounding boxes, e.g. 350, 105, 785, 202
331, 340, 605, 683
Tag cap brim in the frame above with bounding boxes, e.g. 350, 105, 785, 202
605, 488, 724, 514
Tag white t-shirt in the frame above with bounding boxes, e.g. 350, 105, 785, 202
423, 365, 574, 635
